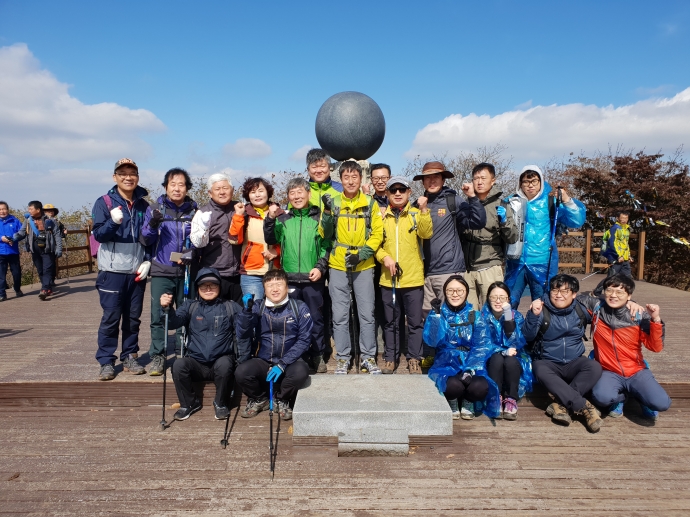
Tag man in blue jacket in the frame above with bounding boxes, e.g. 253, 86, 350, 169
504, 165, 586, 309
141, 168, 198, 375
523, 274, 603, 432
0, 201, 23, 301
235, 269, 312, 421
162, 267, 247, 421
91, 158, 151, 381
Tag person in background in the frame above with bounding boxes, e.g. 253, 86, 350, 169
42, 204, 67, 290
0, 201, 24, 301
594, 211, 633, 295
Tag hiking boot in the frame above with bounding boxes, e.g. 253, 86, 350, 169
122, 354, 145, 375
608, 401, 624, 418
334, 359, 349, 375
640, 404, 659, 422
503, 397, 518, 420
98, 363, 115, 381
213, 402, 230, 420
461, 399, 475, 420
546, 402, 572, 426
148, 354, 165, 376
15, 290, 24, 297
241, 398, 269, 418
578, 400, 603, 433
381, 361, 396, 375
174, 401, 202, 421
448, 398, 461, 420
407, 358, 422, 374
312, 354, 327, 374
421, 355, 435, 369
361, 357, 381, 375
277, 400, 293, 421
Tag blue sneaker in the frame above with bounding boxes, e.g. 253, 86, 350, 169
640, 404, 659, 422
608, 401, 624, 418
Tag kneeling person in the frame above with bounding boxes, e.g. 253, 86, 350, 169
163, 268, 245, 421
236, 269, 312, 420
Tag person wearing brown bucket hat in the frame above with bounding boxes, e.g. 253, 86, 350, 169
412, 161, 456, 181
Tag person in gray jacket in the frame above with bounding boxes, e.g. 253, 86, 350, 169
462, 163, 519, 308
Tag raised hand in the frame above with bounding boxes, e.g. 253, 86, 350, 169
234, 203, 246, 216
461, 183, 475, 198
417, 196, 428, 212
110, 206, 124, 224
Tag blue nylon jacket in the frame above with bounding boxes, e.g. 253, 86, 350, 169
0, 215, 22, 255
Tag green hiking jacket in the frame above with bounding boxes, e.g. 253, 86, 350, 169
263, 204, 331, 283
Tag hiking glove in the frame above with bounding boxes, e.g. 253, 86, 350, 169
110, 206, 124, 224
266, 364, 284, 382
496, 206, 507, 224
358, 245, 374, 261
430, 298, 442, 315
149, 209, 164, 228
461, 370, 474, 387
345, 252, 361, 268
198, 211, 212, 229
242, 293, 254, 311
321, 194, 333, 212
135, 261, 151, 282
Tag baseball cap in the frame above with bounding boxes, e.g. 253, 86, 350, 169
386, 176, 411, 190
114, 158, 138, 173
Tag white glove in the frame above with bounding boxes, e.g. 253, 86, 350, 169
199, 211, 212, 229
135, 261, 151, 282
110, 206, 124, 224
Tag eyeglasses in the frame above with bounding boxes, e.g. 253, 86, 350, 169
388, 187, 409, 194
521, 179, 540, 187
488, 295, 509, 302
604, 288, 628, 297
445, 288, 466, 296
115, 172, 139, 178
198, 283, 219, 291
371, 176, 390, 183
550, 288, 572, 295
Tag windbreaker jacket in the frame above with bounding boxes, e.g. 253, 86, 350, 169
91, 185, 149, 274
141, 195, 197, 278
229, 204, 282, 276
375, 203, 432, 288
577, 294, 664, 378
415, 186, 486, 276
602, 222, 630, 263
13, 214, 63, 256
236, 298, 313, 369
309, 178, 343, 215
190, 200, 242, 277
0, 215, 22, 255
461, 186, 519, 271
264, 204, 330, 283
320, 191, 384, 272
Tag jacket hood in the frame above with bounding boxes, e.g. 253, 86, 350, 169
516, 165, 550, 201
156, 195, 198, 212
195, 267, 222, 284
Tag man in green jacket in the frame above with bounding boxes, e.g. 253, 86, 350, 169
264, 178, 331, 373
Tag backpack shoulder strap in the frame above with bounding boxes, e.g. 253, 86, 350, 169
469, 310, 476, 326
590, 301, 601, 339
188, 301, 199, 320
288, 298, 301, 324
102, 194, 113, 211
223, 300, 235, 320
446, 195, 457, 216
539, 305, 551, 336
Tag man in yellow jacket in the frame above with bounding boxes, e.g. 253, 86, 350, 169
376, 177, 432, 374
320, 161, 384, 375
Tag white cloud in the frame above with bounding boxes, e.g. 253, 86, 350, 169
290, 144, 312, 162
405, 88, 690, 162
222, 138, 272, 159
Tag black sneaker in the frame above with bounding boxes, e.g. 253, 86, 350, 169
174, 401, 202, 421
15, 290, 24, 297
99, 363, 116, 381
240, 398, 269, 418
213, 402, 230, 420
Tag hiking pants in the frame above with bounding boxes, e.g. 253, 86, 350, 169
95, 271, 146, 366
0, 254, 21, 297
591, 369, 671, 412
375, 264, 405, 354
444, 374, 490, 402
381, 285, 423, 362
31, 251, 54, 291
149, 276, 185, 357
235, 357, 309, 403
289, 281, 326, 357
220, 275, 242, 304
465, 265, 504, 309
533, 357, 602, 412
329, 268, 376, 361
593, 261, 633, 295
172, 355, 235, 408
487, 352, 522, 400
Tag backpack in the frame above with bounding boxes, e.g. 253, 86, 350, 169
600, 229, 611, 258
526, 302, 588, 359
503, 196, 527, 260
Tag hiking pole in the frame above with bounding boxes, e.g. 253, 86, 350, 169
544, 186, 563, 293
581, 263, 613, 281
391, 263, 403, 367
180, 236, 191, 357
160, 305, 170, 431
269, 379, 275, 478
220, 388, 233, 449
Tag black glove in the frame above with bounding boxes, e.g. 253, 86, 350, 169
345, 252, 361, 268
180, 248, 194, 265
461, 370, 473, 387
321, 194, 333, 212
430, 298, 442, 314
150, 209, 164, 228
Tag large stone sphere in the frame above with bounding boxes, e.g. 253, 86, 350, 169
315, 91, 385, 161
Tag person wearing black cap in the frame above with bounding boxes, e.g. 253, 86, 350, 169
162, 267, 247, 421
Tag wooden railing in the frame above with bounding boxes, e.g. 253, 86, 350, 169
558, 229, 645, 280
56, 227, 94, 274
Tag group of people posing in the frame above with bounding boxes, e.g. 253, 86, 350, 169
27, 149, 668, 429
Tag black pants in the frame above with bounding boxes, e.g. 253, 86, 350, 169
594, 261, 633, 295
0, 254, 22, 297
235, 357, 309, 404
289, 282, 326, 357
445, 374, 490, 402
374, 264, 405, 355
220, 275, 242, 303
487, 353, 522, 400
31, 251, 54, 291
172, 355, 235, 408
381, 286, 423, 361
533, 356, 602, 412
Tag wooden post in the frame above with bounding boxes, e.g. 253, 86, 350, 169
86, 224, 93, 273
585, 228, 591, 274
637, 230, 645, 281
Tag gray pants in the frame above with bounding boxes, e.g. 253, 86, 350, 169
329, 268, 376, 361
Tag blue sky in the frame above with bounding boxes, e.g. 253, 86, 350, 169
1, 0, 689, 209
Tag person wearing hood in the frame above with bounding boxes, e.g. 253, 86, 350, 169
91, 158, 151, 381
504, 165, 586, 309
141, 168, 198, 376
523, 274, 603, 432
462, 163, 519, 308
0, 201, 24, 301
162, 267, 247, 421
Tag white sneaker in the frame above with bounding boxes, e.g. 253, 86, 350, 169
461, 399, 475, 420
448, 399, 461, 420
334, 359, 349, 375
361, 358, 382, 375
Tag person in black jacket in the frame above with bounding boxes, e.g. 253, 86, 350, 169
162, 267, 247, 421
235, 269, 313, 421
522, 274, 603, 432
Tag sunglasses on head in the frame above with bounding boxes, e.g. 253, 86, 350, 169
388, 186, 409, 194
